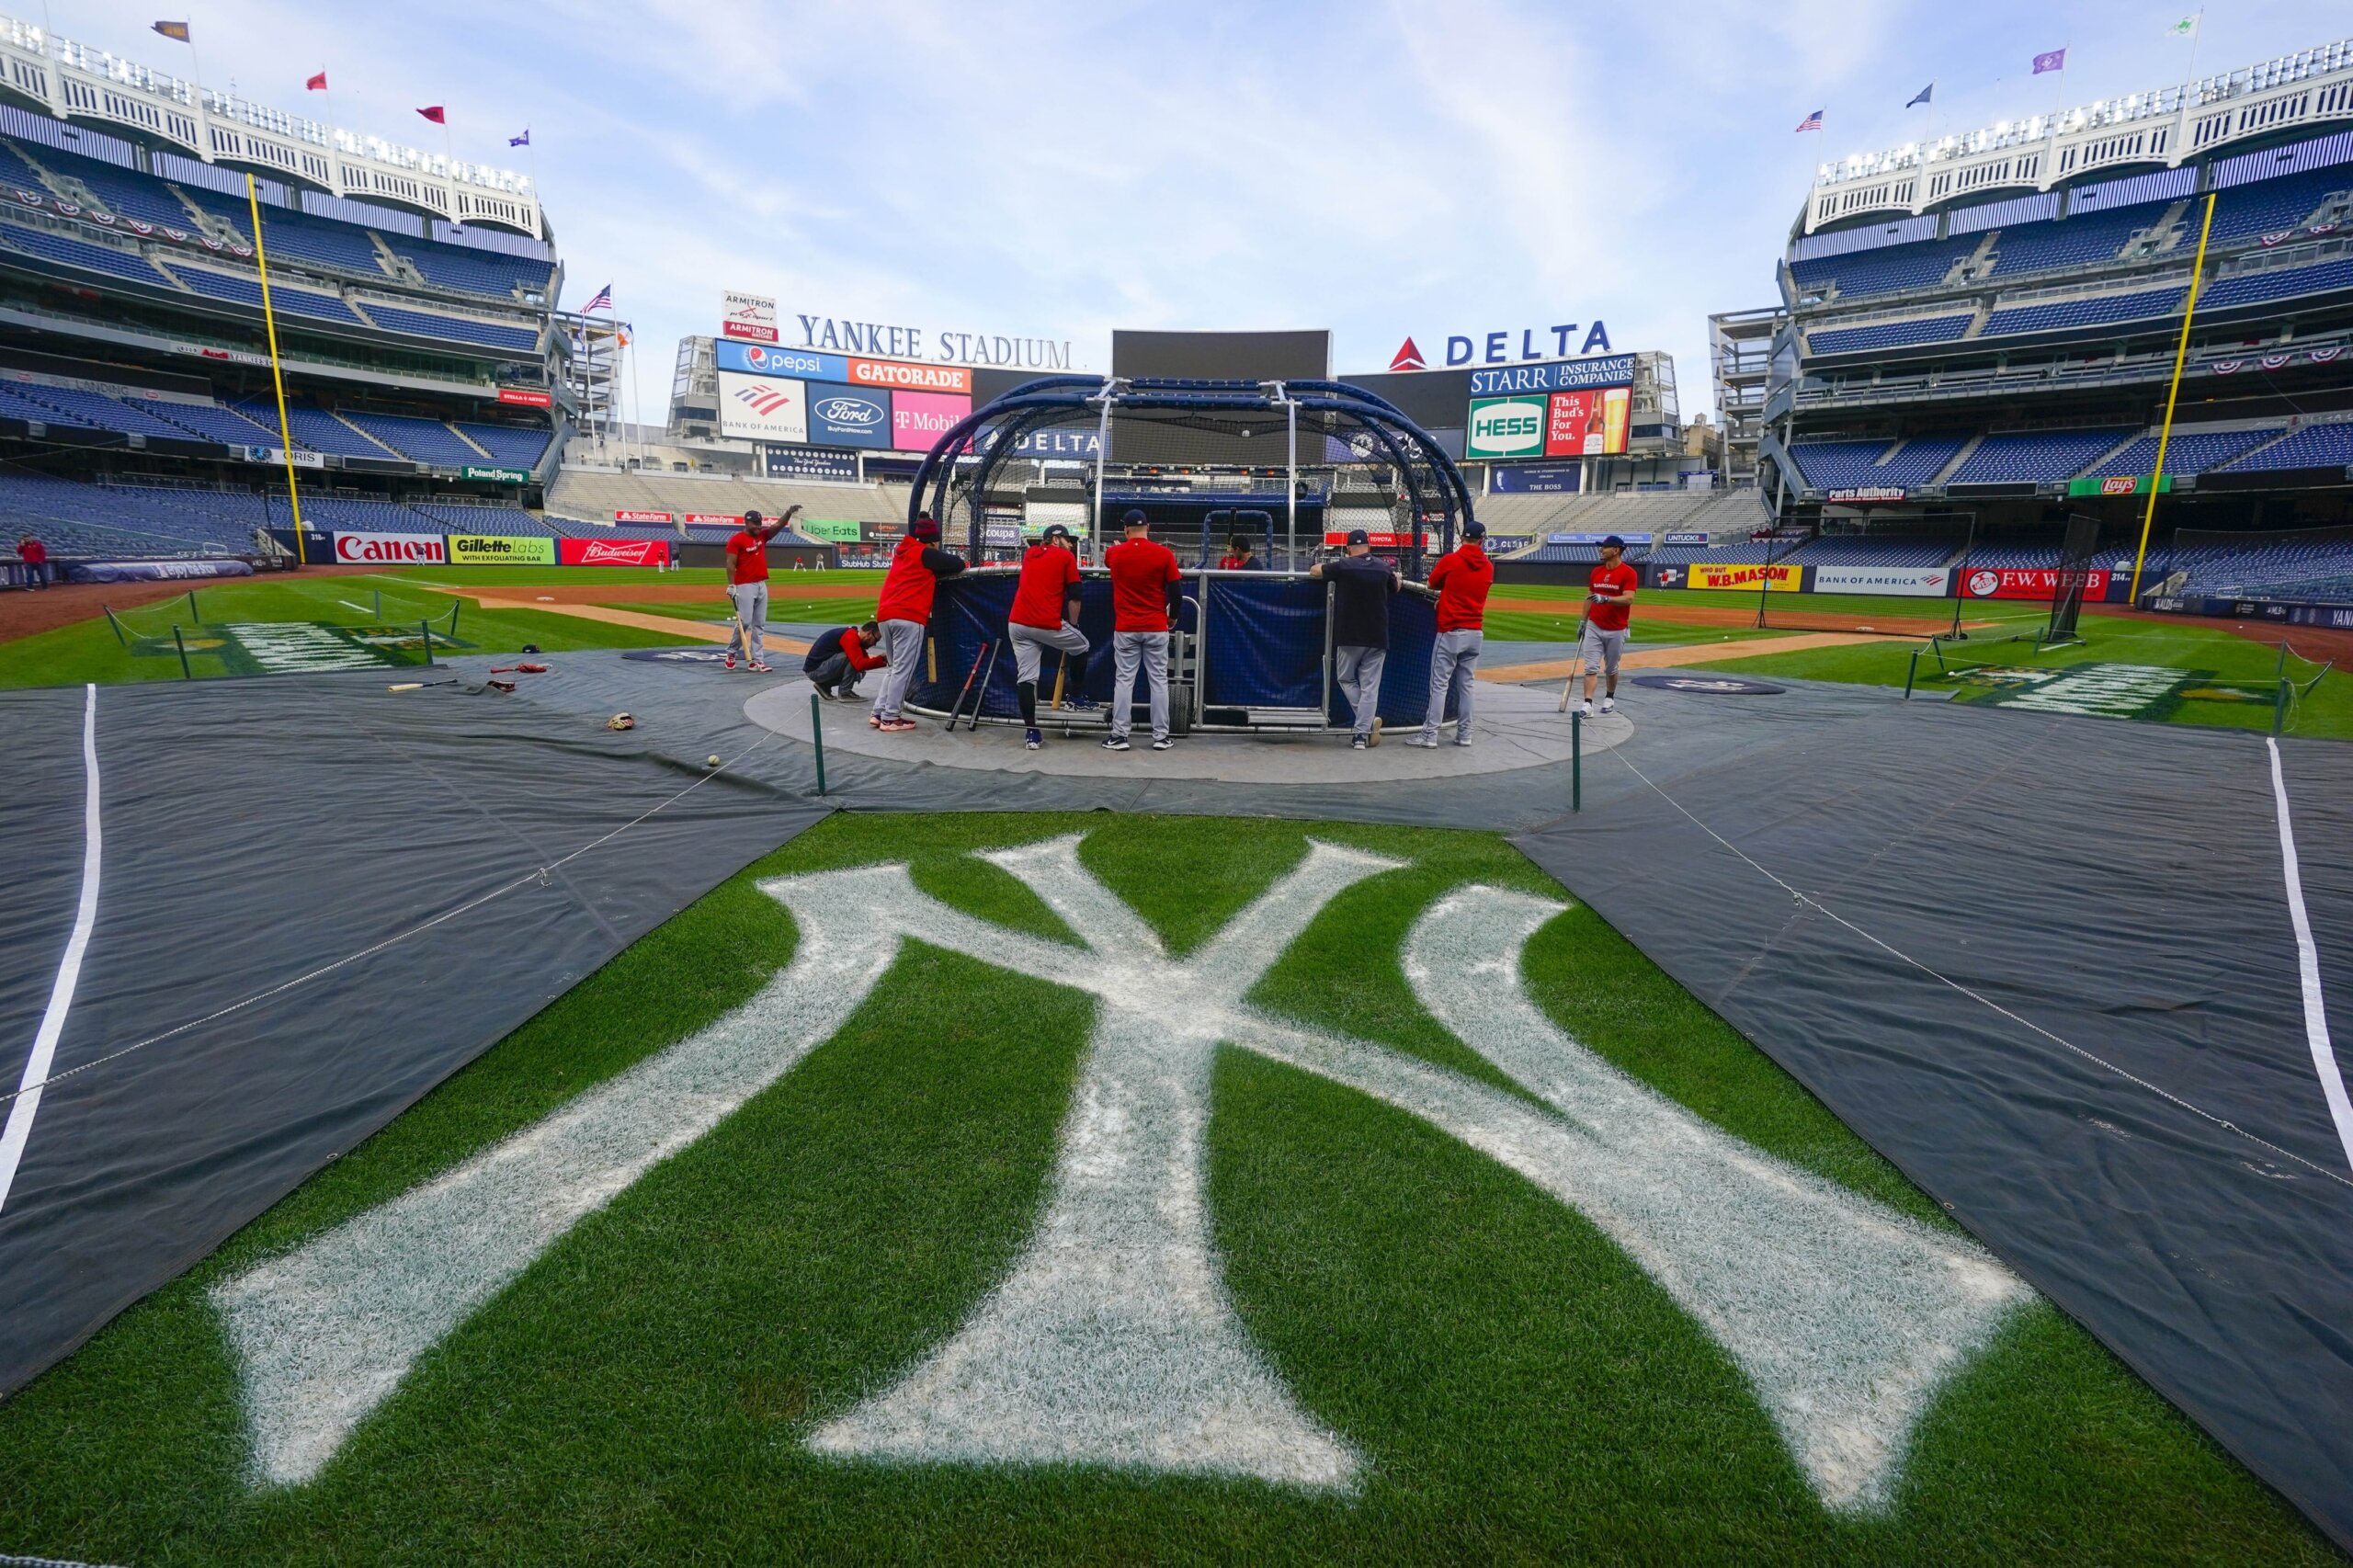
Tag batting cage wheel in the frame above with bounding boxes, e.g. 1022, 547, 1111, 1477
898, 376, 1482, 735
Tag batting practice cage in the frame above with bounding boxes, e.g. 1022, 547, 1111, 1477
898, 376, 1480, 733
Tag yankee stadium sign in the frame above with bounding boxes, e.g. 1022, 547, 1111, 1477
790, 313, 1074, 369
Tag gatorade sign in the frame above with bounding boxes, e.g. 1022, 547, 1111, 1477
1466, 396, 1547, 459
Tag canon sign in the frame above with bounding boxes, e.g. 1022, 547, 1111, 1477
334, 531, 446, 564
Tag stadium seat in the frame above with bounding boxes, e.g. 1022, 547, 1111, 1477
357, 301, 540, 352
1786, 438, 1897, 490
168, 264, 365, 324
2206, 167, 2350, 244
2, 383, 203, 441
2213, 422, 2353, 473
232, 401, 403, 460
2085, 426, 2282, 479
0, 220, 174, 287
1788, 235, 1979, 301
338, 412, 488, 467
454, 421, 551, 468
1806, 314, 1973, 355
2199, 256, 2353, 311
1979, 287, 2186, 336
126, 398, 281, 448
1946, 428, 2138, 484
1985, 200, 2178, 278
21, 142, 197, 230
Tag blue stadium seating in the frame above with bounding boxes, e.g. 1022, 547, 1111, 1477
0, 140, 49, 191
0, 381, 98, 427
1783, 538, 1953, 566
4, 383, 199, 441
1789, 236, 1978, 301
358, 301, 540, 352
455, 421, 551, 468
1946, 427, 2137, 484
1787, 438, 1896, 489
2215, 422, 2353, 472
0, 220, 173, 286
1874, 432, 1972, 486
1987, 199, 2177, 278
2206, 166, 2350, 243
294, 496, 430, 532
169, 264, 365, 324
407, 504, 553, 536
1807, 314, 1973, 355
127, 398, 278, 447
546, 517, 676, 542
232, 401, 399, 460
2200, 256, 2353, 311
2166, 536, 2353, 597
391, 239, 552, 299
1979, 287, 2186, 336
24, 142, 195, 230
2087, 427, 2281, 478
249, 212, 388, 277
339, 411, 483, 467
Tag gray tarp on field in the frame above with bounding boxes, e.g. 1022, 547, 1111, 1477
2, 654, 2348, 1552
0, 675, 827, 1400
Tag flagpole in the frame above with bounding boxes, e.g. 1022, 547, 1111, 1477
2129, 191, 2217, 604
246, 172, 307, 564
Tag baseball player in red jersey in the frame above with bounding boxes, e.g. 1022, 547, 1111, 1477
870, 513, 966, 732
1576, 534, 1639, 716
1008, 523, 1091, 750
1102, 509, 1181, 751
1408, 520, 1493, 747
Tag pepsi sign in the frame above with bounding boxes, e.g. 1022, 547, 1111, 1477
805, 381, 890, 449
716, 340, 848, 381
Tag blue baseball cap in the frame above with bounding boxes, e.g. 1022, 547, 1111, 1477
1462, 519, 1486, 540
1120, 508, 1149, 527
1345, 528, 1370, 546
1601, 534, 1626, 550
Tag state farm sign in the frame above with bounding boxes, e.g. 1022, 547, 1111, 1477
334, 530, 446, 564
613, 510, 673, 525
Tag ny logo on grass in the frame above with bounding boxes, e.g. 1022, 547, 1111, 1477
213, 836, 2026, 1509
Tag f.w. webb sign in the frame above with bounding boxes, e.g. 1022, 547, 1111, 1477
212, 836, 2023, 1505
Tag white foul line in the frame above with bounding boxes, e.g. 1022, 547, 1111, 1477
0, 684, 103, 1216
2267, 737, 2353, 1176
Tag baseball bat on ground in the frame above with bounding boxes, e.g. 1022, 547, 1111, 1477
964, 640, 1003, 731
1556, 603, 1594, 713
948, 640, 993, 728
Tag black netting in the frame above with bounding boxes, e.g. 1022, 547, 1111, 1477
909, 378, 1474, 574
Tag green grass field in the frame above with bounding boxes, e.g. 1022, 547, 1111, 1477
0, 813, 2331, 1566
0, 575, 683, 688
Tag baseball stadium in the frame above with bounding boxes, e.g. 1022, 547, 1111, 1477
1, 9, 2351, 1566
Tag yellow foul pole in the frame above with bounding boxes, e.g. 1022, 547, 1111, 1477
245, 174, 308, 564
2129, 191, 2217, 603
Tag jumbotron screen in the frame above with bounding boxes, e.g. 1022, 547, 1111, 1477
1110, 329, 1331, 382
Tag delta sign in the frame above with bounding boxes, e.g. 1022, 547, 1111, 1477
1387, 322, 1614, 371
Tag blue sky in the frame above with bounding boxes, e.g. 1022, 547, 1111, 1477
57, 0, 2342, 422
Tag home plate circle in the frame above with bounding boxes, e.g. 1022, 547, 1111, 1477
1630, 675, 1786, 696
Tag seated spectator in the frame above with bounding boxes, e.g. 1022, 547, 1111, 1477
803, 619, 887, 700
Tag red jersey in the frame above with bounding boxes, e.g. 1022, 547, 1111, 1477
1010, 543, 1083, 629
724, 529, 768, 585
1105, 538, 1180, 632
17, 539, 45, 565
1427, 543, 1492, 632
1588, 562, 1639, 631
1217, 553, 1255, 571
877, 535, 948, 622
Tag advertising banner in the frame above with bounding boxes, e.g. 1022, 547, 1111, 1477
1322, 530, 1421, 548
850, 358, 972, 395
892, 389, 971, 451
2066, 473, 2175, 498
1466, 396, 1547, 460
1488, 461, 1582, 494
243, 445, 325, 469
615, 509, 674, 524
1664, 531, 1711, 545
1960, 566, 2111, 601
805, 381, 892, 449
1685, 561, 1802, 591
1826, 485, 1908, 503
978, 424, 1104, 461
1812, 564, 1953, 597
716, 341, 848, 381
682, 512, 742, 528
461, 464, 529, 484
1544, 387, 1630, 457
722, 290, 778, 344
495, 387, 552, 407
332, 531, 446, 565
762, 445, 861, 483
718, 370, 809, 443
798, 517, 864, 543
448, 534, 557, 565
1467, 354, 1637, 397
559, 537, 669, 566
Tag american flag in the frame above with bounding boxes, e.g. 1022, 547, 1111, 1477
581, 283, 613, 313
1794, 108, 1824, 132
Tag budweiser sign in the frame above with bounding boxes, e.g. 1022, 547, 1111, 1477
559, 538, 669, 566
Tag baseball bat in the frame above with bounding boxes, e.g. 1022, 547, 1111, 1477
948, 639, 992, 728
1556, 602, 1594, 713
964, 640, 1003, 731
1050, 650, 1068, 710
926, 637, 938, 682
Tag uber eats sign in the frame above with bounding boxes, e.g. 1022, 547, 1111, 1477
1467, 396, 1547, 460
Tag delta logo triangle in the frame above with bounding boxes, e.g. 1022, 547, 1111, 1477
1389, 336, 1427, 372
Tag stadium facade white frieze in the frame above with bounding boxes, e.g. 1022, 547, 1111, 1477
788, 312, 1075, 369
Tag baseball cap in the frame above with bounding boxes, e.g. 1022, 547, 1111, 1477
1040, 523, 1074, 543
1601, 533, 1626, 550
1120, 508, 1149, 527
1462, 519, 1486, 540
743, 509, 764, 525
1345, 528, 1370, 546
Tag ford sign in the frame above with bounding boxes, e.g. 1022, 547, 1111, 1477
805, 381, 891, 449
815, 396, 881, 426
